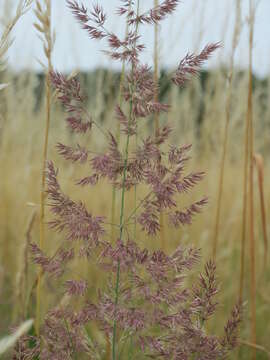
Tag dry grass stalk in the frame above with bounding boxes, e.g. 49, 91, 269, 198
239, 18, 251, 304
212, 0, 242, 259
34, 0, 54, 335
239, 120, 249, 302
247, 1, 256, 358
254, 153, 268, 270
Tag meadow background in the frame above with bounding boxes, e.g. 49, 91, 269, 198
0, 0, 270, 358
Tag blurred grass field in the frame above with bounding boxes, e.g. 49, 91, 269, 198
1, 0, 270, 358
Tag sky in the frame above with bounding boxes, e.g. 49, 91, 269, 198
2, 0, 270, 77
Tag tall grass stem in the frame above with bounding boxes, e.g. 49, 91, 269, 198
112, 5, 140, 357
35, 0, 53, 335
254, 154, 268, 270
212, 0, 241, 259
247, 1, 256, 357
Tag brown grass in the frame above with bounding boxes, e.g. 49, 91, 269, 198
254, 153, 268, 270
247, 1, 256, 357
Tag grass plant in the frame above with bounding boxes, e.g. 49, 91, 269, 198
0, 1, 269, 359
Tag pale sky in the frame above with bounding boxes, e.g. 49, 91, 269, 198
3, 0, 270, 77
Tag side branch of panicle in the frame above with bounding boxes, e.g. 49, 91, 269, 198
56, 143, 89, 163
50, 71, 92, 133
172, 43, 221, 86
169, 197, 208, 227
46, 161, 105, 247
128, 0, 180, 25
30, 243, 75, 278
221, 303, 242, 350
192, 260, 219, 322
67, 0, 107, 39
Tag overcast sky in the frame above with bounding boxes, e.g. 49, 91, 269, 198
3, 0, 270, 77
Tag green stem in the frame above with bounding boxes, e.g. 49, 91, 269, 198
112, 3, 140, 358
112, 104, 132, 360
133, 0, 140, 243
111, 3, 132, 243
128, 336, 134, 360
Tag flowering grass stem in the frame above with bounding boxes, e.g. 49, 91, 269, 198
112, 10, 140, 350
112, 106, 132, 360
111, 2, 132, 244
133, 0, 140, 242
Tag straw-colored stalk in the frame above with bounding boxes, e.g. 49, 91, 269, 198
239, 114, 249, 301
34, 0, 53, 335
239, 20, 252, 305
212, 0, 241, 259
254, 154, 268, 270
247, 1, 256, 357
